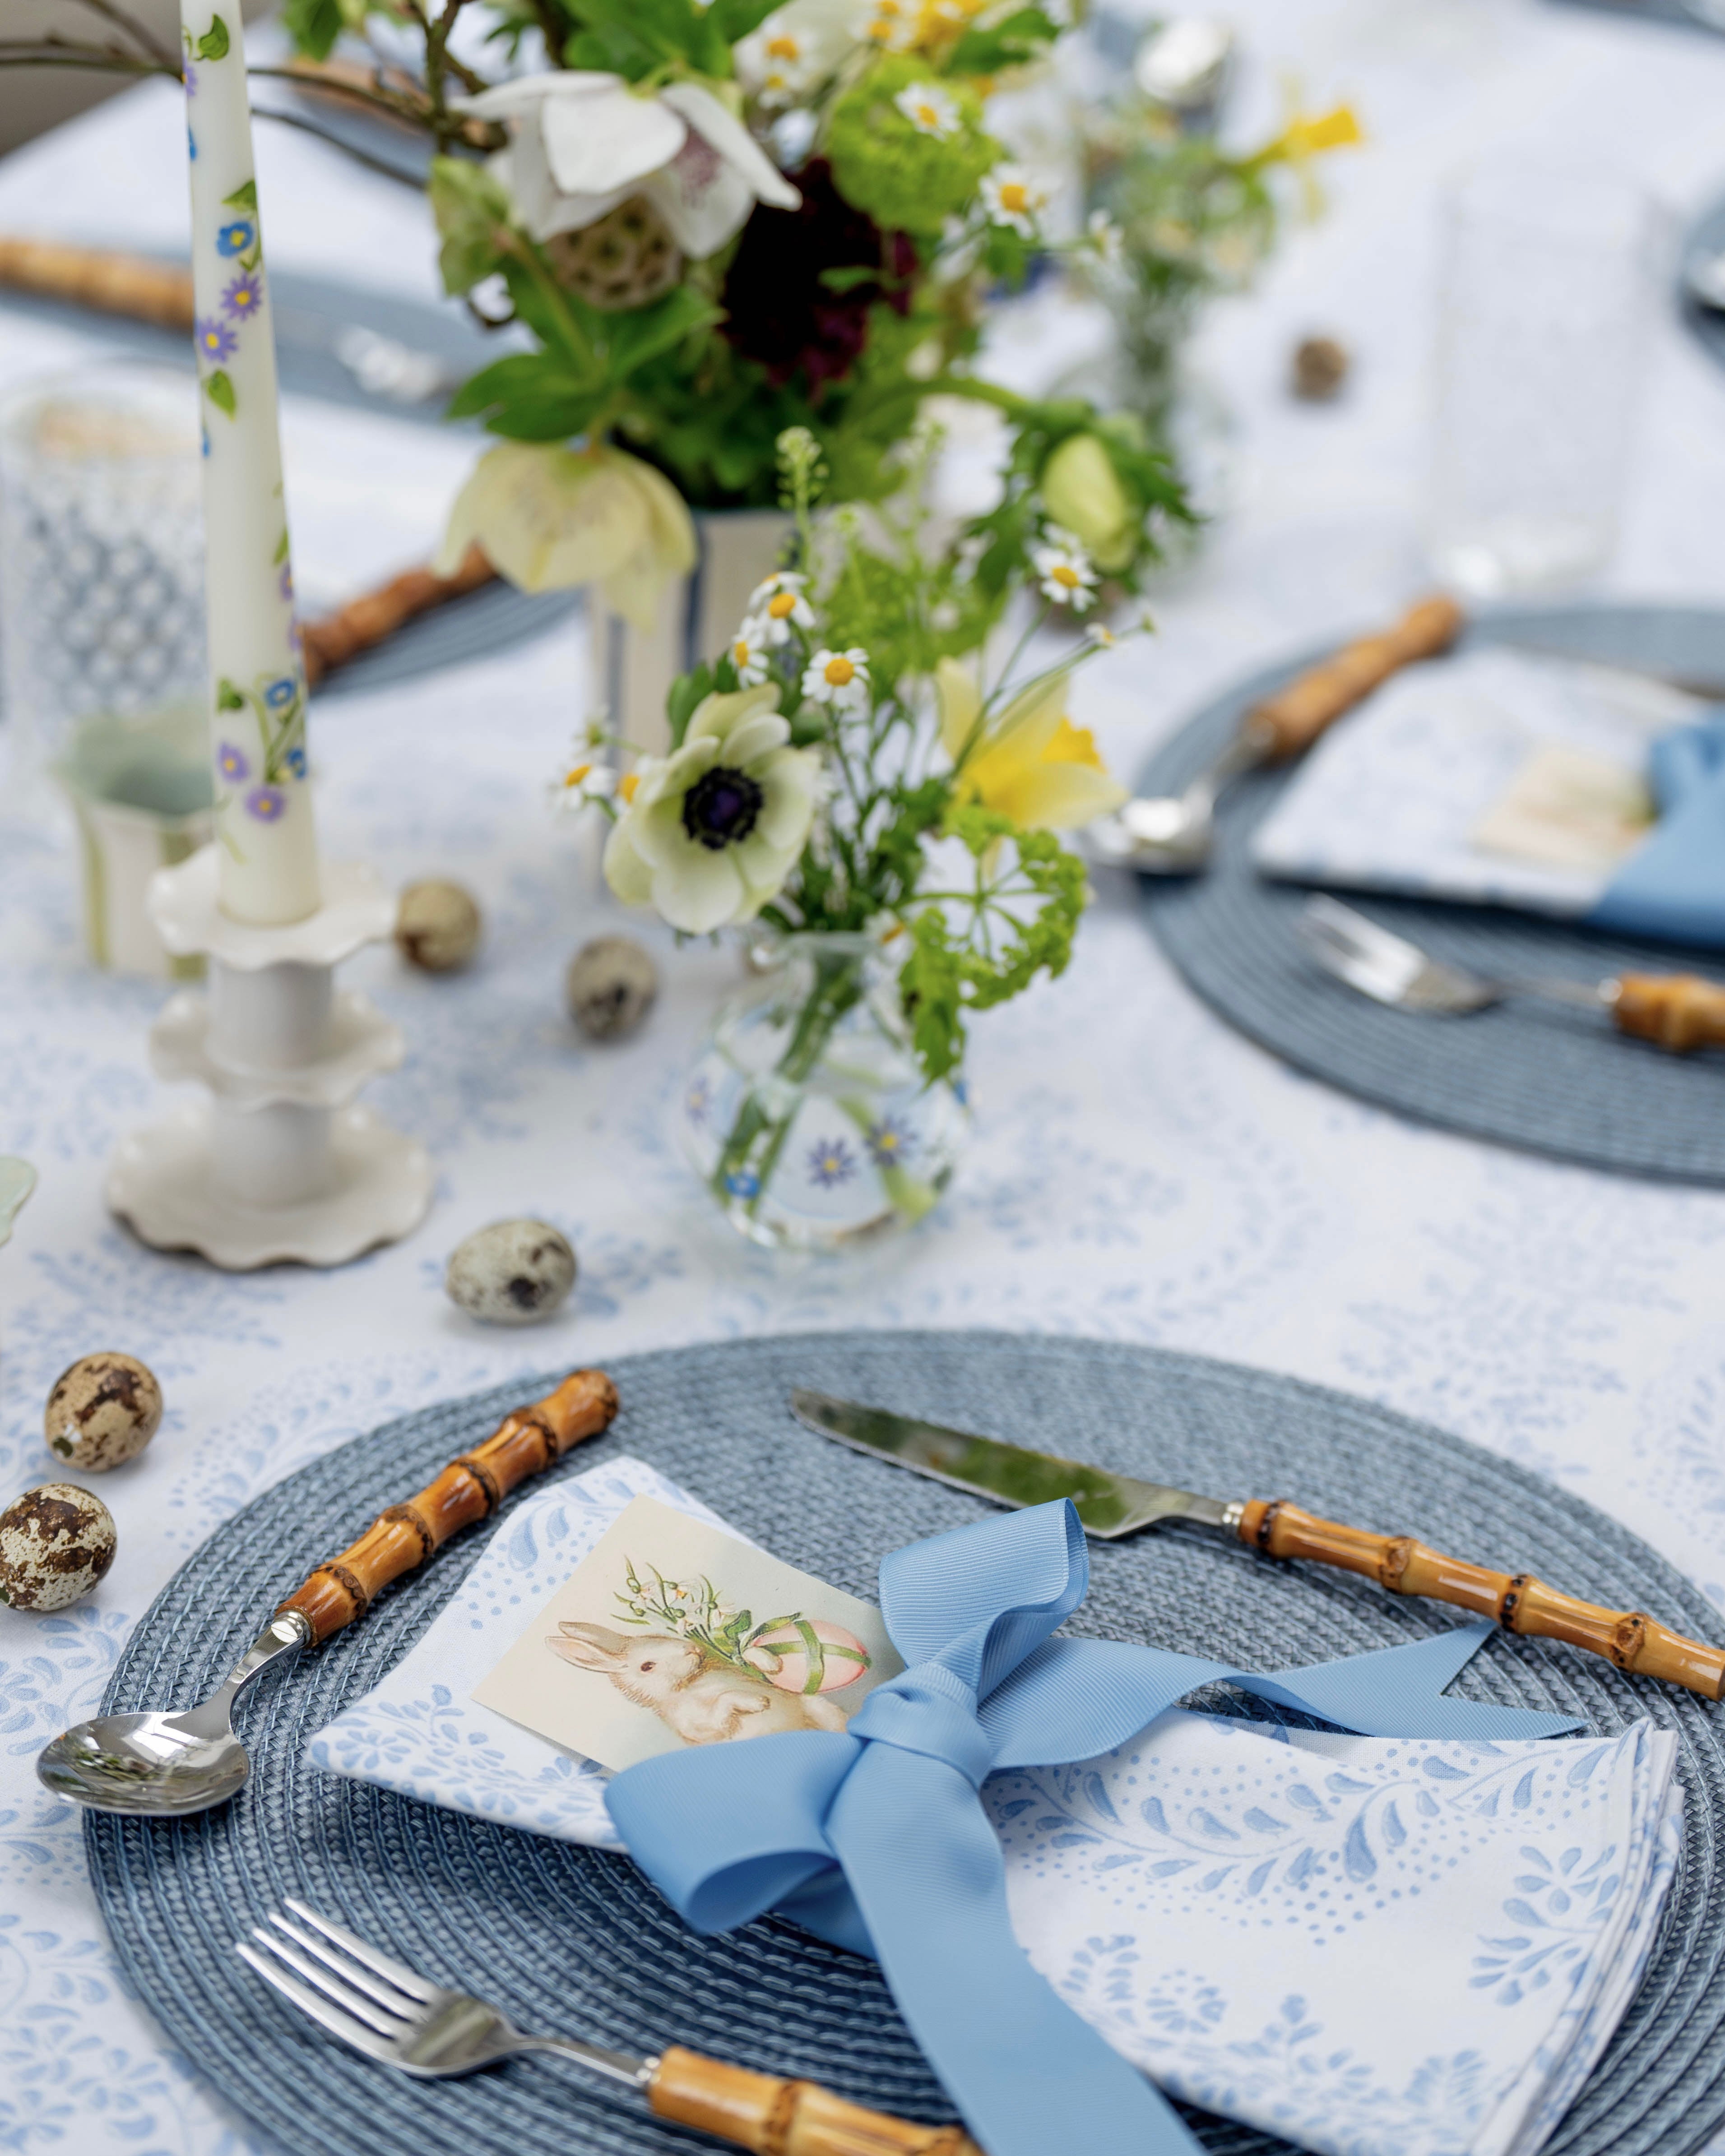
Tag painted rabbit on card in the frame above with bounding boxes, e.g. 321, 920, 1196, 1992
548, 1623, 850, 1744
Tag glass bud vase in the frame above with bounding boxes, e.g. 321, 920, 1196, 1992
681, 933, 969, 1252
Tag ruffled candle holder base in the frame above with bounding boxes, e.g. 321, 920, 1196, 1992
106, 846, 432, 1269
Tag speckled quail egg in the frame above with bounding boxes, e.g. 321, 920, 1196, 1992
0, 1483, 117, 1611
396, 879, 482, 972
566, 935, 658, 1040
445, 1218, 576, 1325
43, 1352, 162, 1472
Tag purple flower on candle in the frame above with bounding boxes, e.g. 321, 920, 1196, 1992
221, 269, 264, 321
183, 60, 197, 97
285, 745, 307, 779
279, 562, 293, 604
264, 675, 297, 710
246, 785, 288, 823
217, 741, 250, 783
217, 219, 255, 257
196, 316, 237, 364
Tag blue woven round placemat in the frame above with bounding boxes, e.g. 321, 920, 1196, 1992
1136, 604, 1725, 1184
86, 1332, 1725, 2156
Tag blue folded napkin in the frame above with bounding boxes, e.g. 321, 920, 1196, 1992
1589, 715, 1725, 947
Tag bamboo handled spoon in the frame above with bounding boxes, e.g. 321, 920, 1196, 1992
37, 1369, 619, 1817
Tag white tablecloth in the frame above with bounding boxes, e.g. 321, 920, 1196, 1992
5, 5, 1725, 2150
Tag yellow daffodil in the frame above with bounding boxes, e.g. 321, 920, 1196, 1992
937, 657, 1126, 832
436, 440, 696, 631
1247, 100, 1363, 214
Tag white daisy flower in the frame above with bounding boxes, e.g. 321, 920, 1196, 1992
802, 646, 871, 712
980, 163, 1048, 239
1032, 531, 1099, 611
603, 685, 821, 933
751, 580, 816, 644
894, 81, 960, 139
552, 755, 619, 813
729, 619, 773, 685
862, 0, 916, 50
1086, 209, 1124, 267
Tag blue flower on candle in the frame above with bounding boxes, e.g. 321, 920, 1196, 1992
221, 269, 264, 320
865, 1116, 914, 1168
217, 219, 255, 257
196, 316, 237, 364
724, 1171, 760, 1198
285, 745, 307, 779
807, 1137, 857, 1188
279, 562, 293, 603
264, 676, 297, 710
245, 785, 288, 823
217, 741, 249, 783
183, 60, 197, 97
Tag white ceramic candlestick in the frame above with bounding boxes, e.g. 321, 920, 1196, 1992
181, 0, 318, 925
107, 847, 433, 1268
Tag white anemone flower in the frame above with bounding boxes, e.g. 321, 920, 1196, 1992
980, 164, 1048, 239
603, 685, 821, 932
894, 81, 960, 138
729, 618, 773, 685
802, 647, 871, 713
1031, 530, 1099, 612
459, 73, 800, 258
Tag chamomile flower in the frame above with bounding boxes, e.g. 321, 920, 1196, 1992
801, 646, 871, 712
980, 164, 1048, 238
1085, 209, 1124, 267
729, 619, 773, 685
894, 80, 960, 138
751, 577, 816, 643
553, 757, 619, 814
1032, 531, 1099, 612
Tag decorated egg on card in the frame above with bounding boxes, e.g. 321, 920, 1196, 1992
746, 1619, 872, 1694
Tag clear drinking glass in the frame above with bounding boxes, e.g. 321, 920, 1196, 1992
1426, 159, 1654, 597
0, 362, 207, 775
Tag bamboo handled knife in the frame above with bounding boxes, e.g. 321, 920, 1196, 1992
789, 1390, 1725, 1699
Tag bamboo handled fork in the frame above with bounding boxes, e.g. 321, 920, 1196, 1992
239, 1901, 980, 2156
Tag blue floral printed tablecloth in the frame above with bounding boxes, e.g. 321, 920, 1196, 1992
7, 0, 1725, 2148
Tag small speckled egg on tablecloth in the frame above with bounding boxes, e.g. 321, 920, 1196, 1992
445, 1218, 577, 1324
44, 1352, 162, 1471
0, 1483, 117, 1610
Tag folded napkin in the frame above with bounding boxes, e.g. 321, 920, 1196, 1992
312, 1457, 1681, 2156
1250, 647, 1725, 950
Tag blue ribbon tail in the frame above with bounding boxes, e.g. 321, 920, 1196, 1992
1237, 1622, 1585, 1739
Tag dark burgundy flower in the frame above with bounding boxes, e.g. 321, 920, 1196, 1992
719, 159, 916, 394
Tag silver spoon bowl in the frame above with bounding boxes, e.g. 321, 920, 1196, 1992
1084, 726, 1269, 873
37, 1611, 311, 1817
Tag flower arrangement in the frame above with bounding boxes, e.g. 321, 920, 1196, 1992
250, 0, 1192, 626
1076, 90, 1362, 436
560, 426, 1139, 1236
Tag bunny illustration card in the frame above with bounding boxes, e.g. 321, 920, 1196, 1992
471, 1494, 903, 1771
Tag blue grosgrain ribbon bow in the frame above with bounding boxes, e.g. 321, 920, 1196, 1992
607, 1501, 1581, 2156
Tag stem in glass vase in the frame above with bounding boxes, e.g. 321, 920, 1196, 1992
711, 950, 866, 1218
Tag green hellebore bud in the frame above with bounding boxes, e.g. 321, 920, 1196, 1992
1040, 432, 1137, 574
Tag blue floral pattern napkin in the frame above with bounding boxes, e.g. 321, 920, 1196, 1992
310, 1460, 1682, 2156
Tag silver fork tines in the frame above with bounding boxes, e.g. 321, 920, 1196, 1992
236, 1902, 648, 2090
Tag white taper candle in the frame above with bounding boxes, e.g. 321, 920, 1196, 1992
181, 2, 320, 924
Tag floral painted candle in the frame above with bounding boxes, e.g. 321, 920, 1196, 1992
181, 3, 319, 924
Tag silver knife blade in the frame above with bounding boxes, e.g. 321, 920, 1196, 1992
789, 1390, 1239, 1540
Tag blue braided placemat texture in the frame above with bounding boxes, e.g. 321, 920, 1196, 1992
1136, 605, 1725, 1184
86, 1332, 1725, 2156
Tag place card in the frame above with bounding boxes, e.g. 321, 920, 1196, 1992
1470, 741, 1654, 870
471, 1494, 902, 1772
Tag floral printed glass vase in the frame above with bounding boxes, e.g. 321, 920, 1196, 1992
681, 934, 969, 1252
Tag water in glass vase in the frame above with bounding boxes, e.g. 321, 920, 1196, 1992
681, 934, 969, 1252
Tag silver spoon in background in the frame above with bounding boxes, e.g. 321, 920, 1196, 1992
36, 1613, 311, 1816
1134, 18, 1235, 123
1085, 594, 1467, 876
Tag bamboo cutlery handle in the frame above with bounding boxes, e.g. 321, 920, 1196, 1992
1614, 973, 1725, 1052
650, 2046, 982, 2156
277, 1370, 619, 1642
1248, 594, 1465, 759
1238, 1499, 1725, 1698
